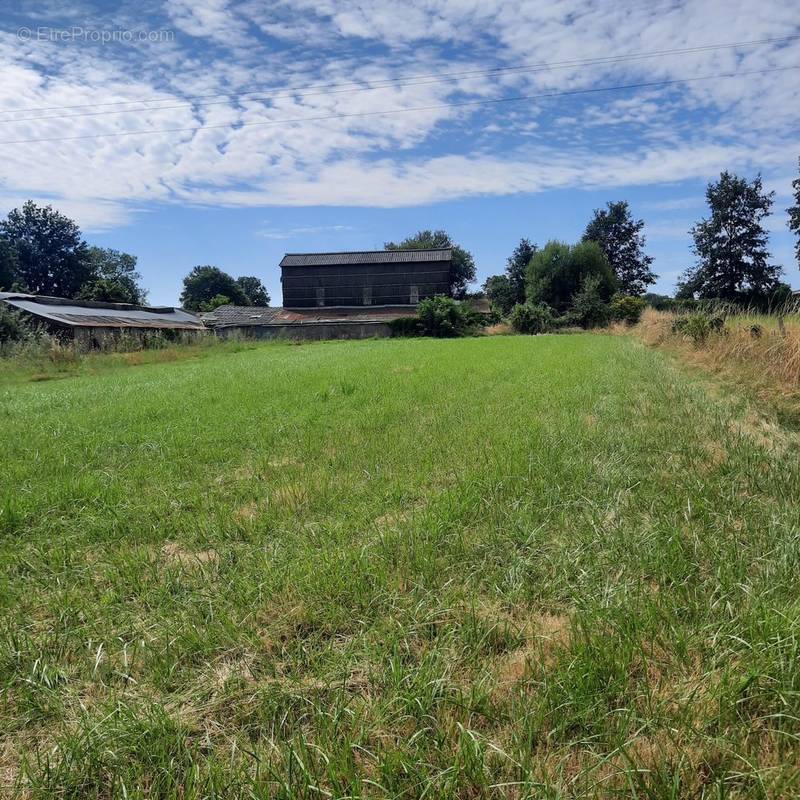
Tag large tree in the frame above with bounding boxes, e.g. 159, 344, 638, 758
484, 237, 538, 314
0, 201, 92, 297
77, 247, 147, 305
679, 171, 781, 302
235, 276, 270, 306
180, 265, 251, 310
385, 229, 475, 299
789, 157, 800, 268
526, 240, 616, 313
582, 201, 655, 295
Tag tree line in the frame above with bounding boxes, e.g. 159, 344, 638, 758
0, 201, 270, 311
484, 163, 800, 324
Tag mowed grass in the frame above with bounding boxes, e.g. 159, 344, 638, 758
2, 334, 800, 798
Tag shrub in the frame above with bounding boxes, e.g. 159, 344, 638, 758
673, 312, 721, 345
416, 296, 474, 338
570, 275, 612, 329
610, 295, 646, 325
388, 316, 422, 337
509, 302, 553, 334
0, 304, 27, 342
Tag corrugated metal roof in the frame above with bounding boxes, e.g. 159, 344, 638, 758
203, 305, 414, 327
280, 249, 451, 267
0, 292, 205, 330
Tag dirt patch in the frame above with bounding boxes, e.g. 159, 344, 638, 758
161, 541, 218, 567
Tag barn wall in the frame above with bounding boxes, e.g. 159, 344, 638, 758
281, 261, 450, 308
215, 322, 393, 340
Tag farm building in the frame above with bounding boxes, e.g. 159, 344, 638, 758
201, 304, 411, 340
0, 292, 205, 346
280, 248, 452, 308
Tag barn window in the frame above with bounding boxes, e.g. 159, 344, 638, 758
363, 286, 372, 305
316, 287, 325, 306
410, 285, 419, 304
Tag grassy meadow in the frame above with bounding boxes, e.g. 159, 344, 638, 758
3, 334, 800, 798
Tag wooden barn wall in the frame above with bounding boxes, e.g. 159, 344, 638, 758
281, 261, 450, 308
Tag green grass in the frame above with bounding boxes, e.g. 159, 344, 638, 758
2, 334, 800, 798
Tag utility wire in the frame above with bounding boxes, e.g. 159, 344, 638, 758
1, 33, 797, 121
0, 65, 795, 146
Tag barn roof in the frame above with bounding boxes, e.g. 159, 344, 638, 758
279, 248, 451, 267
0, 292, 205, 330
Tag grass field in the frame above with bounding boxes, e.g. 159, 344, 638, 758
3, 334, 800, 798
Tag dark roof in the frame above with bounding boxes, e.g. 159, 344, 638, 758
202, 305, 414, 327
280, 248, 452, 267
0, 292, 204, 330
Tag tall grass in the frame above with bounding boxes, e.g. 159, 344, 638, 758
3, 335, 800, 797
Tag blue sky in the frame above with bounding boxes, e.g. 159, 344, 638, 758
1, 0, 799, 305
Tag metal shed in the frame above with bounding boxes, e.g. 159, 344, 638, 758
279, 248, 452, 308
0, 292, 205, 346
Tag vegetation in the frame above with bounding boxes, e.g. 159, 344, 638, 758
484, 238, 537, 314
509, 301, 553, 334
679, 171, 785, 306
4, 334, 800, 796
610, 294, 646, 325
77, 247, 147, 305
526, 240, 616, 313
180, 266, 269, 311
582, 201, 656, 295
385, 229, 476, 299
789, 157, 800, 266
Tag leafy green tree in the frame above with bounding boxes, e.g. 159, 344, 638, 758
789, 157, 800, 268
0, 236, 18, 291
417, 296, 473, 337
0, 201, 92, 297
77, 247, 147, 304
582, 201, 655, 295
483, 274, 517, 315
180, 266, 250, 311
509, 302, 553, 334
680, 171, 781, 302
484, 238, 538, 314
385, 229, 475, 299
526, 240, 616, 313
201, 294, 233, 311
570, 275, 612, 328
235, 276, 270, 306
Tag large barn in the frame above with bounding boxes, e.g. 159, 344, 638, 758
279, 248, 452, 308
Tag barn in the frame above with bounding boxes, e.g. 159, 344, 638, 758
0, 292, 205, 346
280, 248, 452, 308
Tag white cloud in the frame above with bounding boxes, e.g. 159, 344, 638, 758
0, 0, 796, 229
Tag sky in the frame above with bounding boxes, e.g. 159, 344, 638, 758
1, 0, 799, 306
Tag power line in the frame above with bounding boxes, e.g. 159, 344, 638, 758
1, 33, 797, 122
0, 65, 795, 147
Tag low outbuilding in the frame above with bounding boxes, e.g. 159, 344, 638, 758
0, 292, 205, 346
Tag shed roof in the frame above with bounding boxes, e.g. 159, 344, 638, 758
0, 292, 205, 330
280, 248, 451, 267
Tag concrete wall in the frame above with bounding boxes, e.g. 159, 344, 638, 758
215, 322, 393, 341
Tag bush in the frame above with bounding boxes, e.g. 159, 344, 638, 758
416, 296, 474, 338
388, 316, 422, 337
570, 275, 611, 329
610, 295, 646, 325
509, 302, 553, 334
0, 304, 27, 343
672, 312, 726, 345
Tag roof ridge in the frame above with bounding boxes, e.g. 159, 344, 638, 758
282, 247, 451, 256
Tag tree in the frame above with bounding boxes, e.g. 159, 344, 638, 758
570, 275, 612, 328
180, 266, 250, 310
789, 157, 800, 268
484, 238, 537, 314
483, 274, 517, 315
0, 201, 92, 297
0, 236, 18, 291
235, 276, 270, 306
77, 247, 147, 304
680, 171, 781, 302
385, 229, 475, 298
582, 201, 655, 295
526, 240, 616, 312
